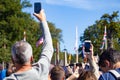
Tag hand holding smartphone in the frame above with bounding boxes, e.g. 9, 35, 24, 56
34, 2, 41, 13
84, 40, 91, 53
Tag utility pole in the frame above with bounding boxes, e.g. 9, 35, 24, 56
56, 42, 59, 65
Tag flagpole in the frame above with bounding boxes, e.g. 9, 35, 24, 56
76, 50, 78, 63
75, 26, 78, 63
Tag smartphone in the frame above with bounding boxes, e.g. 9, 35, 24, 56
84, 40, 91, 52
34, 2, 41, 13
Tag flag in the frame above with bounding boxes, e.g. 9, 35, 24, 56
100, 26, 107, 49
36, 36, 43, 47
100, 41, 104, 49
81, 44, 85, 59
68, 54, 72, 64
68, 54, 71, 61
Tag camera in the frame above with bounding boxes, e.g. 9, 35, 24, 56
84, 40, 91, 52
34, 2, 41, 13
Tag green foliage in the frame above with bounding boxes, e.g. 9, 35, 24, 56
21, 0, 32, 8
79, 11, 120, 55
0, 0, 63, 62
48, 21, 63, 49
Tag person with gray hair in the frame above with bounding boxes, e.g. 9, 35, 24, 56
11, 41, 33, 65
4, 9, 54, 80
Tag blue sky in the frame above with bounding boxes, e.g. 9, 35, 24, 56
24, 0, 120, 54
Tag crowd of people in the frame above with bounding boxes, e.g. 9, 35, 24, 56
0, 8, 120, 80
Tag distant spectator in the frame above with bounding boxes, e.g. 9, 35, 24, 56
0, 64, 6, 80
0, 63, 15, 80
50, 65, 65, 80
77, 70, 97, 80
98, 48, 120, 80
66, 66, 79, 80
65, 66, 73, 78
6, 62, 15, 76
4, 9, 53, 80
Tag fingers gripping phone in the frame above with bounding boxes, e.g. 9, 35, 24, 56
84, 40, 91, 53
34, 2, 41, 13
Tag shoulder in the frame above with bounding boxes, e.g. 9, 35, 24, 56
99, 73, 113, 80
3, 74, 16, 80
99, 69, 120, 80
116, 68, 120, 73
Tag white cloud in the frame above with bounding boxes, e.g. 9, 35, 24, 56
42, 0, 120, 10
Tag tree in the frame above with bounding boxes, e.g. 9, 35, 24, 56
100, 11, 120, 48
0, 0, 63, 62
79, 11, 120, 55
48, 22, 63, 48
48, 22, 63, 64
0, 0, 34, 62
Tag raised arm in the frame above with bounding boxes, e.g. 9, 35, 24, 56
86, 44, 100, 79
33, 9, 54, 78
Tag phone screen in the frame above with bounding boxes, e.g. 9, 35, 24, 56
84, 42, 91, 52
34, 2, 41, 13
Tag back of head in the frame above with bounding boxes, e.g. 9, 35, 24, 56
98, 48, 120, 67
11, 40, 33, 64
50, 65, 65, 80
77, 70, 97, 80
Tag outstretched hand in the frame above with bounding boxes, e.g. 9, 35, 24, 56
33, 9, 46, 21
85, 44, 94, 60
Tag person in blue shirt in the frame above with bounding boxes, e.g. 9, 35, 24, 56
0, 69, 7, 80
98, 48, 120, 80
0, 64, 7, 80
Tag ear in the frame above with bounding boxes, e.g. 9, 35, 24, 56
30, 56, 34, 63
104, 60, 110, 67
